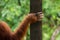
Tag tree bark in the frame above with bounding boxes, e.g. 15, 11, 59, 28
30, 0, 42, 40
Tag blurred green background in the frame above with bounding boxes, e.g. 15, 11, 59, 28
0, 0, 60, 40
43, 0, 60, 40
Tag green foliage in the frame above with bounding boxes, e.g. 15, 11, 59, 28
43, 0, 60, 40
0, 0, 30, 28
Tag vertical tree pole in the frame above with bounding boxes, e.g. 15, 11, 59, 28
30, 0, 42, 40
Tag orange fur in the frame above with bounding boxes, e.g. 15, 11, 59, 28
0, 13, 43, 40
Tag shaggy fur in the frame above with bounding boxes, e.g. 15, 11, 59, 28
0, 13, 43, 40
